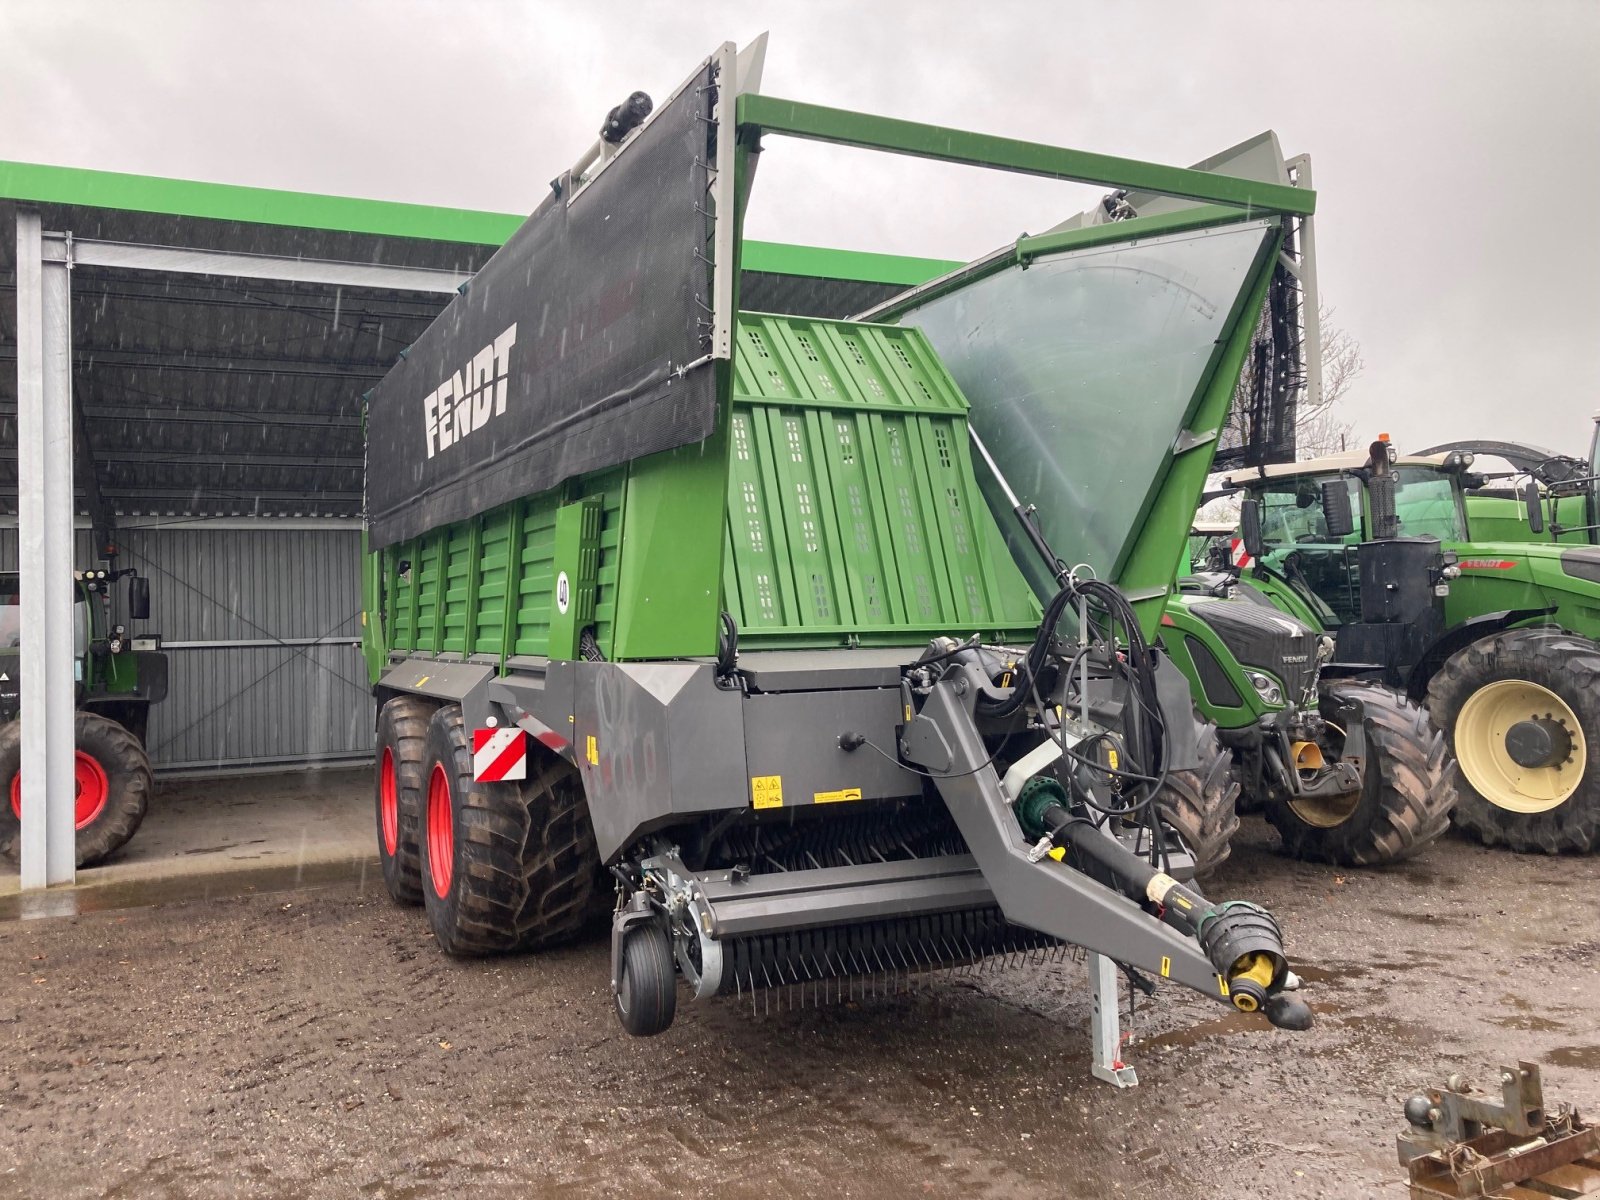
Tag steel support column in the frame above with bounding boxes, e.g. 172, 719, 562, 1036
14, 212, 77, 889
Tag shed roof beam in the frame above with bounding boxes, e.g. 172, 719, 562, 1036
78, 404, 361, 429
101, 486, 362, 501
0, 344, 391, 379
102, 450, 364, 469
0, 403, 362, 430
40, 235, 472, 294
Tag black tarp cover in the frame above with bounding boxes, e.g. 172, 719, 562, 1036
366, 63, 719, 548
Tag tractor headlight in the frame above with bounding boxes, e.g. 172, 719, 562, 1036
1248, 671, 1284, 707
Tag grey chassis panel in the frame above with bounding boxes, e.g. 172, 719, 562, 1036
735, 648, 919, 691
378, 658, 499, 705
467, 655, 926, 865
571, 661, 747, 863
742, 688, 916, 805
915, 677, 1231, 1001
478, 659, 578, 760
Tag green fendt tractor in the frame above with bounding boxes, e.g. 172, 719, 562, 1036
0, 565, 167, 866
1160, 551, 1451, 867
1220, 438, 1600, 853
359, 40, 1322, 1047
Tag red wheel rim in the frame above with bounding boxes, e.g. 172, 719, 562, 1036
426, 763, 453, 898
9, 751, 110, 831
378, 747, 399, 856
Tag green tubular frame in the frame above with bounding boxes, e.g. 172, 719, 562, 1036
736, 95, 1315, 215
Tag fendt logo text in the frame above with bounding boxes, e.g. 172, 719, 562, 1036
423, 324, 519, 458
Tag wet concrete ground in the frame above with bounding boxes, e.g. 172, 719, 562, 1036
2, 818, 1597, 1200
0, 768, 372, 908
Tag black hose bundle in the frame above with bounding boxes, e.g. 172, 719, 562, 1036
976, 573, 1172, 864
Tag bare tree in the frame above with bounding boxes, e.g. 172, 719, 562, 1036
1298, 304, 1363, 456
1197, 303, 1365, 526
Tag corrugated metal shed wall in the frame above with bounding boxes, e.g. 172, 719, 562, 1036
0, 523, 373, 771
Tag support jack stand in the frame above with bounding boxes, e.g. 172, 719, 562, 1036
1089, 952, 1138, 1088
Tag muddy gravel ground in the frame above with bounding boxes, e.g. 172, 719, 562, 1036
3, 819, 1598, 1200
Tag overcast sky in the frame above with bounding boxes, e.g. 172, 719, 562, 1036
2, 0, 1596, 454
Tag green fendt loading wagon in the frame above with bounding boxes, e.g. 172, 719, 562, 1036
1219, 438, 1600, 853
360, 40, 1319, 1040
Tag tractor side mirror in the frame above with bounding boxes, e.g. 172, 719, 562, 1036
128, 575, 151, 621
1321, 480, 1354, 539
1522, 480, 1545, 535
1239, 497, 1265, 561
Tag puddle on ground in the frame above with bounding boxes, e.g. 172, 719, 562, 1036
1294, 961, 1370, 985
1139, 1008, 1294, 1050
1372, 907, 1464, 927
1488, 1013, 1568, 1032
0, 856, 378, 921
1544, 1045, 1600, 1071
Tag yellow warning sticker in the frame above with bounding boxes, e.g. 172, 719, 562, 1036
1106, 747, 1119, 770
586, 735, 598, 766
813, 787, 862, 805
751, 775, 784, 809
1160, 956, 1171, 979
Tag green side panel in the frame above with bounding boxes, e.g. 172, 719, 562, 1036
99, 650, 140, 694
362, 530, 385, 684
548, 498, 603, 660
569, 469, 629, 658
472, 507, 517, 657
510, 494, 561, 658
724, 313, 1038, 649
610, 419, 730, 661
409, 530, 446, 653
439, 520, 476, 654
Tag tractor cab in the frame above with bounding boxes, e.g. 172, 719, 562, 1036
1222, 442, 1465, 694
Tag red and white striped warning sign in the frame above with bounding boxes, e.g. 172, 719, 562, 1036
472, 727, 528, 782
1229, 537, 1255, 570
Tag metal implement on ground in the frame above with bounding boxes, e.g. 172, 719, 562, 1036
1218, 431, 1600, 854
1398, 1061, 1600, 1198
359, 38, 1320, 1079
0, 556, 166, 866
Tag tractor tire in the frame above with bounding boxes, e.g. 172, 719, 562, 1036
419, 704, 607, 957
0, 712, 151, 868
1155, 717, 1240, 879
1428, 628, 1600, 853
1266, 681, 1451, 866
375, 695, 432, 906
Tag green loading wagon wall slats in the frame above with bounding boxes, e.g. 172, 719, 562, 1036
374, 312, 1040, 666
725, 314, 1038, 648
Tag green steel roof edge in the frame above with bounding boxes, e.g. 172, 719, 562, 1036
0, 159, 524, 245
739, 241, 957, 286
0, 159, 954, 286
